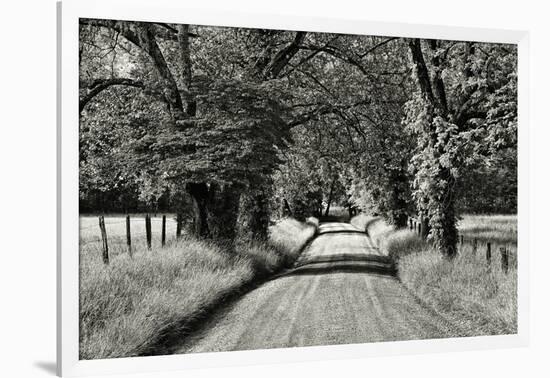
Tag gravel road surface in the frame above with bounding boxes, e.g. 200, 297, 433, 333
177, 222, 467, 353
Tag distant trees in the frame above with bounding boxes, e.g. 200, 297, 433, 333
79, 85, 161, 213
273, 118, 350, 221
455, 148, 517, 214
285, 35, 415, 226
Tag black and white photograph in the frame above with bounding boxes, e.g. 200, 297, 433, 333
77, 17, 519, 361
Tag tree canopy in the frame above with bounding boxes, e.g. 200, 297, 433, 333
79, 19, 517, 255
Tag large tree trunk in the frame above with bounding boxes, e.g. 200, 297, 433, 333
431, 168, 458, 256
238, 183, 272, 241
207, 183, 242, 243
186, 183, 211, 238
186, 182, 242, 243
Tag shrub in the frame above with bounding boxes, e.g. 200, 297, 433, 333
379, 229, 429, 259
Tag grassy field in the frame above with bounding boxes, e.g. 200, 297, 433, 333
80, 214, 179, 254
457, 214, 517, 245
79, 216, 316, 359
352, 213, 517, 335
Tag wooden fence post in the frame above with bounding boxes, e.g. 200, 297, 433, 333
161, 215, 166, 247
126, 214, 132, 256
500, 247, 509, 273
473, 238, 478, 254
460, 235, 464, 245
145, 214, 152, 250
176, 213, 183, 240
98, 215, 109, 264
486, 242, 492, 264
409, 218, 413, 231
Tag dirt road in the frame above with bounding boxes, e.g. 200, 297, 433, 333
178, 222, 467, 353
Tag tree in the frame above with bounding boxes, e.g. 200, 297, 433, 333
405, 39, 517, 257
237, 29, 308, 239
80, 20, 277, 242
131, 78, 292, 241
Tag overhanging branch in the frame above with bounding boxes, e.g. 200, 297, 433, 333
358, 37, 399, 58
80, 78, 144, 113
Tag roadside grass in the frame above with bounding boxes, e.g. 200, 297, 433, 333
349, 213, 372, 230
350, 214, 393, 244
353, 213, 517, 335
79, 216, 316, 359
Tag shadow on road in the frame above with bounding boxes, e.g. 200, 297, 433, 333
283, 253, 397, 278
297, 253, 393, 266
317, 230, 367, 236
283, 263, 397, 277
319, 214, 350, 223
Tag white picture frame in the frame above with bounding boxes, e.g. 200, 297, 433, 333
57, 0, 530, 376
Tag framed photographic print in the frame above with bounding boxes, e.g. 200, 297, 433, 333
58, 0, 529, 376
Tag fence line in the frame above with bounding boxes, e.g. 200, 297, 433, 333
145, 214, 152, 250
89, 214, 183, 264
98, 215, 109, 264
126, 215, 132, 256
408, 215, 514, 274
161, 215, 166, 247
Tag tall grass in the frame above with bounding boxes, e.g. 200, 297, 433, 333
79, 217, 316, 359
458, 214, 517, 245
349, 213, 378, 231
398, 243, 517, 334
354, 213, 517, 335
350, 214, 394, 244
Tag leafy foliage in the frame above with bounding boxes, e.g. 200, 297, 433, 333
140, 79, 291, 186
79, 20, 517, 250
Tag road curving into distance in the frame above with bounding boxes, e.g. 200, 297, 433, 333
177, 222, 472, 354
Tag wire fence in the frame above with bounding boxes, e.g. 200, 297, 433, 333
408, 215, 516, 273
82, 214, 183, 264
